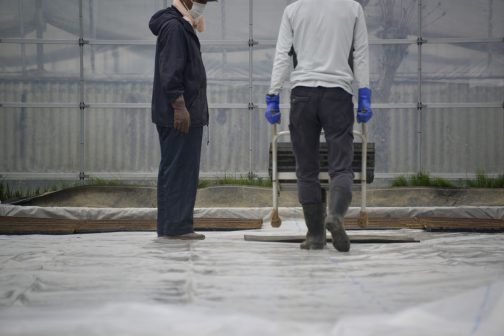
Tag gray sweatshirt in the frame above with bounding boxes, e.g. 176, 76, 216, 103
268, 0, 370, 95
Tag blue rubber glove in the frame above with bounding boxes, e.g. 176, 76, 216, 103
357, 88, 373, 123
265, 94, 281, 124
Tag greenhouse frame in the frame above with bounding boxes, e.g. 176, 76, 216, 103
0, 0, 503, 182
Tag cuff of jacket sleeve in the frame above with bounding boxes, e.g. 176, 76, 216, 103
167, 91, 185, 103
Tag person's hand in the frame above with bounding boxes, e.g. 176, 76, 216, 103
171, 96, 191, 134
265, 94, 281, 124
357, 88, 373, 123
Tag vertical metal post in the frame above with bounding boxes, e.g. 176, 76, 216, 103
270, 127, 282, 227
19, 0, 26, 75
416, 0, 424, 172
487, 0, 493, 69
90, 0, 96, 74
361, 124, 367, 211
79, 0, 86, 180
356, 125, 368, 228
272, 126, 278, 209
248, 0, 254, 177
35, 0, 44, 72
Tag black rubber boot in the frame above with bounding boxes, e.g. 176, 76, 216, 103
300, 202, 326, 250
326, 188, 352, 252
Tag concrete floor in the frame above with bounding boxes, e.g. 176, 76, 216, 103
1, 219, 503, 336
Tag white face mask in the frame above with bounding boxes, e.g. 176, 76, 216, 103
189, 2, 206, 19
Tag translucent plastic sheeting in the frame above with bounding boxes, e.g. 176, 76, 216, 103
366, 108, 418, 174
200, 109, 252, 173
0, 108, 80, 173
84, 109, 160, 173
1, 205, 504, 221
422, 0, 504, 39
0, 219, 503, 336
422, 108, 504, 174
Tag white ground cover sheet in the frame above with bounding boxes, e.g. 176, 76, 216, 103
0, 217, 503, 336
2, 205, 504, 220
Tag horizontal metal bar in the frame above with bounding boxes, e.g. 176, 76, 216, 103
199, 172, 271, 178
85, 39, 249, 46
0, 172, 159, 180
259, 103, 419, 109
0, 38, 251, 47
2, 102, 500, 110
425, 37, 504, 44
86, 172, 158, 179
0, 173, 82, 180
425, 102, 503, 109
86, 103, 250, 109
3, 37, 501, 47
203, 40, 248, 46
374, 172, 504, 179
0, 102, 79, 108
271, 102, 504, 110
88, 103, 150, 109
0, 171, 271, 180
87, 40, 155, 46
0, 102, 250, 109
278, 172, 363, 181
1, 171, 501, 181
0, 38, 79, 45
369, 39, 418, 45
256, 39, 418, 47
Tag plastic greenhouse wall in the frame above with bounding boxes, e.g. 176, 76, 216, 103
0, 0, 503, 181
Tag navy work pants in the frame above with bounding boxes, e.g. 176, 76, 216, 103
156, 125, 203, 236
289, 86, 355, 205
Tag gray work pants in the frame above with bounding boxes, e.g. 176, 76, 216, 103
289, 86, 355, 205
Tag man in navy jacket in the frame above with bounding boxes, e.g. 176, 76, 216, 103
149, 0, 216, 240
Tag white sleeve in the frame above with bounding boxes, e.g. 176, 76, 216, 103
268, 9, 293, 95
353, 4, 370, 88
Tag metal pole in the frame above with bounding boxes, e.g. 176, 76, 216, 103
272, 125, 278, 210
79, 0, 86, 180
248, 0, 254, 177
361, 124, 367, 210
221, 0, 227, 72
35, 0, 44, 72
90, 0, 96, 74
359, 123, 368, 228
417, 0, 423, 172
19, 0, 26, 76
487, 0, 493, 70
270, 128, 287, 228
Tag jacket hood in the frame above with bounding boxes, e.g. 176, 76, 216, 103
149, 7, 181, 36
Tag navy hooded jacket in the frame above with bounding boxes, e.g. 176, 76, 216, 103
149, 7, 209, 128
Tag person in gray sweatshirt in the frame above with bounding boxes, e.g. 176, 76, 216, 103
265, 0, 373, 252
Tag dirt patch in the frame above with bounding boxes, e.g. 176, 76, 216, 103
9, 185, 504, 208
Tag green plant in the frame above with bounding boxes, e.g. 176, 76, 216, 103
0, 180, 49, 202
391, 176, 408, 187
87, 178, 123, 187
198, 179, 210, 189
465, 172, 504, 188
409, 172, 432, 186
216, 175, 273, 188
391, 172, 455, 188
431, 177, 456, 188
